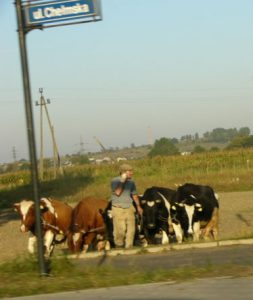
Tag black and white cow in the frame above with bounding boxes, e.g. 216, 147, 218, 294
139, 186, 176, 245
171, 183, 219, 242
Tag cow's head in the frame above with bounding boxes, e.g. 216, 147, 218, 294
14, 200, 35, 233
140, 197, 164, 230
170, 197, 203, 236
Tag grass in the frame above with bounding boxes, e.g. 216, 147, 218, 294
1, 255, 253, 298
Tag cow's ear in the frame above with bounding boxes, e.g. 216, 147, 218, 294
13, 203, 20, 212
141, 200, 146, 204
155, 199, 161, 203
195, 203, 202, 211
40, 202, 46, 210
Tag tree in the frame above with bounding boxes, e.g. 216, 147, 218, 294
226, 135, 253, 150
71, 154, 89, 165
193, 145, 206, 153
209, 146, 220, 152
238, 127, 250, 137
148, 137, 179, 158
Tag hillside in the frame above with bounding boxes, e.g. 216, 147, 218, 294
81, 141, 228, 163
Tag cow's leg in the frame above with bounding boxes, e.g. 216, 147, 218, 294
203, 208, 219, 240
193, 221, 201, 241
160, 220, 170, 244
44, 230, 55, 257
82, 232, 96, 253
161, 230, 169, 244
96, 240, 111, 251
105, 240, 111, 251
27, 234, 37, 254
172, 222, 183, 243
72, 232, 83, 252
96, 233, 110, 251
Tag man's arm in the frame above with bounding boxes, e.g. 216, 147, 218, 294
114, 181, 125, 196
132, 194, 143, 215
112, 173, 127, 196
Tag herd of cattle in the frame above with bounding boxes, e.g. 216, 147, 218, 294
13, 183, 219, 257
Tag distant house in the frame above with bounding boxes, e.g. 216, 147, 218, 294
95, 159, 103, 164
116, 157, 127, 162
180, 151, 191, 156
102, 157, 111, 163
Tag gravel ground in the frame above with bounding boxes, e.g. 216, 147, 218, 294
1, 191, 253, 262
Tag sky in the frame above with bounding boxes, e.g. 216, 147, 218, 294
1, 0, 253, 163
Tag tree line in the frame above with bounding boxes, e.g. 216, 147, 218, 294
149, 126, 253, 157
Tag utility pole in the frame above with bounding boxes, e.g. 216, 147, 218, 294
79, 135, 85, 155
35, 88, 62, 179
35, 88, 45, 180
12, 146, 17, 162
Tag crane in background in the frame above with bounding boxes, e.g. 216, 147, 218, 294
93, 136, 107, 152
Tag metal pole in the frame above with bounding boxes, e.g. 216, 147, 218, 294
43, 97, 63, 176
39, 89, 44, 180
15, 0, 48, 276
52, 126, 57, 179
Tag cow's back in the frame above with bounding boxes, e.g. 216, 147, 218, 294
174, 183, 219, 207
71, 197, 108, 232
50, 199, 73, 233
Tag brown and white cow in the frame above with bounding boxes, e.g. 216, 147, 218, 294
68, 196, 110, 253
14, 197, 72, 257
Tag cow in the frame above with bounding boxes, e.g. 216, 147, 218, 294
139, 186, 176, 245
170, 183, 219, 242
13, 197, 73, 257
68, 197, 111, 253
98, 201, 115, 248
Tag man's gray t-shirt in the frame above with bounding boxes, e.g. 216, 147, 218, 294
111, 176, 137, 208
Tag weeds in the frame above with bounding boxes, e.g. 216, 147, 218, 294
0, 256, 253, 298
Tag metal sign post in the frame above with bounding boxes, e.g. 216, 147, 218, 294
15, 0, 48, 276
14, 0, 102, 276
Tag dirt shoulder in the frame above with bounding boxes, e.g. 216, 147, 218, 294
1, 191, 253, 262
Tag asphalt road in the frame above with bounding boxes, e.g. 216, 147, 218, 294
4, 276, 253, 300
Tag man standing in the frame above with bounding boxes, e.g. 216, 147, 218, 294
111, 164, 143, 248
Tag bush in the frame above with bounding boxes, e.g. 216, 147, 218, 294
148, 138, 179, 158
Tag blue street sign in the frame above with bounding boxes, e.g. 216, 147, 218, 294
24, 0, 100, 26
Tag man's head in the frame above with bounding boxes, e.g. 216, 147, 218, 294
119, 164, 133, 178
